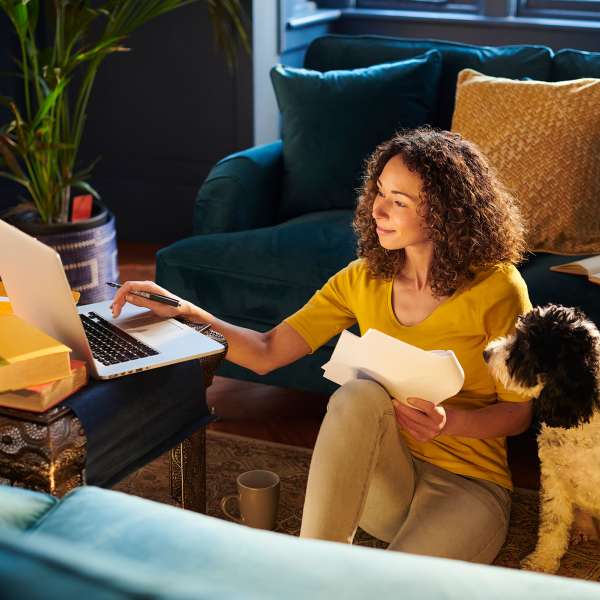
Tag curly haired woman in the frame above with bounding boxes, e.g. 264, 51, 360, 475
111, 127, 533, 563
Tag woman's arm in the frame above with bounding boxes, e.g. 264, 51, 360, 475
443, 400, 533, 438
393, 397, 533, 442
110, 281, 311, 376
188, 310, 312, 376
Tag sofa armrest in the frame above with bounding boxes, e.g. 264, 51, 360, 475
193, 141, 283, 234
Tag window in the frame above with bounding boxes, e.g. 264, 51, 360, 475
356, 0, 481, 14
356, 0, 600, 19
518, 0, 600, 19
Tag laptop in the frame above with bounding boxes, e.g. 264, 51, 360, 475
0, 219, 225, 379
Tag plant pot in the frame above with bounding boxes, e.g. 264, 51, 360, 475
1, 199, 119, 305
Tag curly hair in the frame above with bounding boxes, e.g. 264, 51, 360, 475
353, 127, 527, 297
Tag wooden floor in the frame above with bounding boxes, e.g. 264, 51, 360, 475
118, 241, 540, 490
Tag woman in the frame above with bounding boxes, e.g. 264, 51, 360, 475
111, 128, 533, 563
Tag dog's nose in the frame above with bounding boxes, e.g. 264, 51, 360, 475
482, 349, 491, 363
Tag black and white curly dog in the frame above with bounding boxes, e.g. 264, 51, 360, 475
483, 304, 600, 574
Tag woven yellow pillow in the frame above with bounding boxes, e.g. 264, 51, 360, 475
451, 68, 600, 254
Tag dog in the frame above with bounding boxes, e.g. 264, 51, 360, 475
483, 304, 600, 574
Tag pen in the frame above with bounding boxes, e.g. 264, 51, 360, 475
106, 282, 181, 308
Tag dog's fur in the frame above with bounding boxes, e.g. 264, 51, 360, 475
484, 304, 600, 573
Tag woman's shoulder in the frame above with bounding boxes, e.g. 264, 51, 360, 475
334, 258, 369, 279
468, 263, 532, 332
328, 258, 384, 290
467, 262, 528, 297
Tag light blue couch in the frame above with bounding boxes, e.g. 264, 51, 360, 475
1, 484, 599, 599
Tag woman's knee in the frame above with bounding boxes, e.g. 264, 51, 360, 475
327, 379, 393, 421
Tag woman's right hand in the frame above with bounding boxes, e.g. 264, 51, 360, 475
110, 280, 190, 320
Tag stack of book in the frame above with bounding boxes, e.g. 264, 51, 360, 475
0, 313, 88, 412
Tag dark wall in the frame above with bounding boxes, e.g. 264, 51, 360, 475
0, 12, 21, 208
80, 3, 253, 243
0, 3, 253, 243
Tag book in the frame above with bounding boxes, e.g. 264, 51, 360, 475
322, 328, 465, 406
549, 255, 600, 286
0, 359, 88, 412
0, 314, 72, 392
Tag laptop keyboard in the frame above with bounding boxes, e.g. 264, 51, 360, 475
80, 311, 159, 366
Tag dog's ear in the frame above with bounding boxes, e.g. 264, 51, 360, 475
535, 325, 600, 429
535, 376, 595, 429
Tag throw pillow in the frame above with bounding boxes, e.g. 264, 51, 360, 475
451, 68, 600, 255
270, 50, 442, 221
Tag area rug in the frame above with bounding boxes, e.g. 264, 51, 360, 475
114, 429, 600, 581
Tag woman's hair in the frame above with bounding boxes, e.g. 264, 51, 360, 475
353, 127, 527, 297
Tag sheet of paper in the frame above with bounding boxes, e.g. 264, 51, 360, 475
322, 328, 464, 405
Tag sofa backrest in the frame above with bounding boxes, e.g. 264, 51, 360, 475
552, 47, 600, 80
305, 35, 554, 129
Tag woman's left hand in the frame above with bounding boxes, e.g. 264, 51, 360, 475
392, 397, 448, 442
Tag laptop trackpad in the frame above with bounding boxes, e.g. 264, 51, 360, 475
121, 313, 185, 346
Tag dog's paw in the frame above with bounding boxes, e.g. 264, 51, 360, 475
520, 552, 560, 574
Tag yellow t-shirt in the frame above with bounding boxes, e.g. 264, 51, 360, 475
284, 258, 532, 490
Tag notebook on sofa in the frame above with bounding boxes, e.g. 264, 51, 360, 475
550, 255, 600, 286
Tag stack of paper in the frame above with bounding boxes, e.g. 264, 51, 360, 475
322, 329, 465, 406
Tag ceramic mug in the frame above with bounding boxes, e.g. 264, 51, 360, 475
220, 469, 280, 530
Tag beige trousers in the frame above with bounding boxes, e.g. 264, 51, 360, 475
300, 379, 511, 564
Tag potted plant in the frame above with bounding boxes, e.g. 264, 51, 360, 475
0, 0, 248, 303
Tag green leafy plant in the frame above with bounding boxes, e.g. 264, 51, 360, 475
0, 0, 248, 224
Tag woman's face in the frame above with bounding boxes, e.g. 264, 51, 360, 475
371, 155, 430, 251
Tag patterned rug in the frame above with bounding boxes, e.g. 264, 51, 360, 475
114, 429, 600, 581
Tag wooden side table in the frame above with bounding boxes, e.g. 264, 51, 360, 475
0, 326, 227, 514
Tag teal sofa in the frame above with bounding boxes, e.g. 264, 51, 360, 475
2, 484, 600, 599
156, 35, 600, 395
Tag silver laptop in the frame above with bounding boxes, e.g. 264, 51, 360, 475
0, 219, 225, 379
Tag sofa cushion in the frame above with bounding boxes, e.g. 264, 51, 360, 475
452, 68, 600, 255
270, 50, 442, 221
552, 48, 600, 81
304, 35, 553, 129
156, 210, 357, 331
0, 485, 57, 531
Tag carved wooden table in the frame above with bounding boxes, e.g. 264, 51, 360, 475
0, 327, 226, 514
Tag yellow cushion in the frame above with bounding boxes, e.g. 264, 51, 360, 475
451, 68, 600, 255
